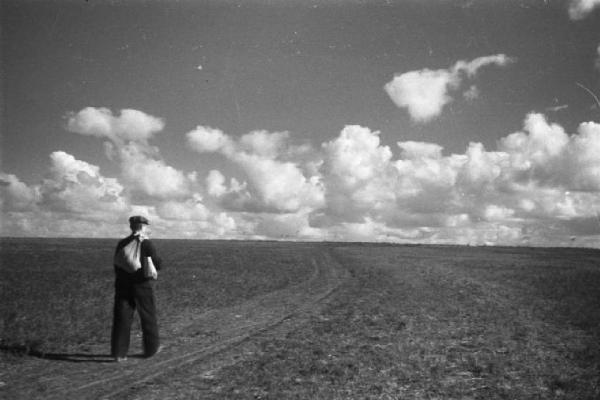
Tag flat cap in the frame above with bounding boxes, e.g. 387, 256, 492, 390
129, 215, 150, 225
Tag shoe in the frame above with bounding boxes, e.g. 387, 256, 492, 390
145, 345, 164, 358
115, 356, 128, 362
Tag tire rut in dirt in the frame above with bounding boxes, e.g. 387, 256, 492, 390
36, 249, 348, 400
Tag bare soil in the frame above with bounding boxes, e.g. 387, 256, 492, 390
0, 244, 348, 399
1, 241, 599, 399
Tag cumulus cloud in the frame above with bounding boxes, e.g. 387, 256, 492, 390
40, 151, 129, 216
182, 116, 600, 245
187, 126, 233, 154
206, 170, 228, 197
66, 107, 164, 143
1, 151, 131, 237
0, 151, 240, 238
188, 127, 324, 213
319, 125, 395, 222
568, 0, 600, 20
2, 108, 214, 236
500, 114, 600, 191
384, 68, 456, 122
384, 54, 514, 122
319, 115, 600, 245
152, 208, 238, 239
236, 154, 323, 212
156, 197, 209, 221
5, 104, 600, 246
393, 143, 462, 214
253, 212, 323, 240
397, 141, 444, 160
239, 130, 290, 158
0, 173, 39, 212
117, 143, 192, 199
566, 121, 600, 190
67, 107, 192, 199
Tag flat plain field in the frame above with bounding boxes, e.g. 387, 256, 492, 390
0, 238, 599, 399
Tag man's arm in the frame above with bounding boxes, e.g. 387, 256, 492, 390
143, 240, 163, 270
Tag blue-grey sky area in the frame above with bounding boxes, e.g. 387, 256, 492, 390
1, 0, 600, 246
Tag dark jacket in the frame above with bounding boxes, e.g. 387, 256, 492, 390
114, 234, 162, 284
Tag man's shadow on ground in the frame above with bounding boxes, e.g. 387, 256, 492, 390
1, 345, 144, 363
32, 352, 116, 363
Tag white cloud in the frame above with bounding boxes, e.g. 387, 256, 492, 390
384, 54, 514, 122
212, 212, 237, 236
235, 153, 324, 212
187, 128, 324, 213
153, 210, 238, 238
320, 125, 395, 222
206, 170, 227, 197
322, 125, 392, 188
5, 107, 600, 246
118, 143, 192, 199
463, 85, 480, 101
384, 68, 456, 122
0, 212, 125, 238
67, 107, 192, 200
40, 151, 129, 216
239, 130, 290, 159
483, 204, 515, 222
66, 107, 164, 143
499, 114, 600, 191
0, 151, 130, 236
568, 0, 600, 20
397, 141, 443, 160
568, 121, 600, 190
0, 173, 39, 212
458, 142, 507, 190
187, 125, 233, 154
453, 54, 513, 77
317, 217, 429, 243
502, 113, 569, 162
156, 197, 209, 221
0, 153, 237, 239
253, 212, 322, 240
49, 151, 102, 182
315, 115, 600, 245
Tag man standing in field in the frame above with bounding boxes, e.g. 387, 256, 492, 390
111, 215, 163, 362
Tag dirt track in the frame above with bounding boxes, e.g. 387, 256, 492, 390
2, 248, 348, 400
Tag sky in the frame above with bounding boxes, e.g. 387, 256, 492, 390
1, 0, 600, 246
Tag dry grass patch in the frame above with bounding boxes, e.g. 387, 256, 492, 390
194, 245, 600, 399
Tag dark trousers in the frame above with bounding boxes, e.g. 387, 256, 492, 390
111, 280, 160, 357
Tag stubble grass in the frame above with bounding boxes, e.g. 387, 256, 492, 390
0, 238, 313, 356
1, 239, 599, 399
190, 245, 600, 399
